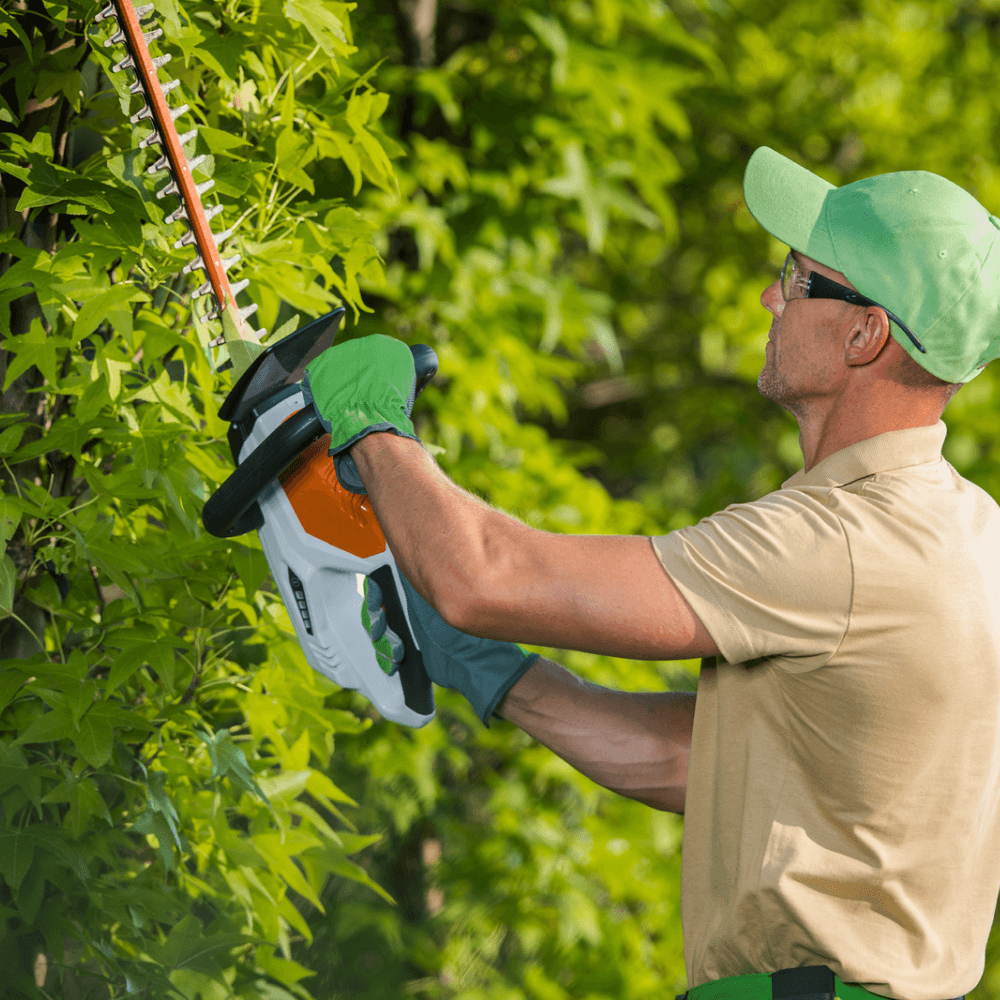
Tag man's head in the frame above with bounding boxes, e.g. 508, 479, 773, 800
757, 249, 963, 418
744, 147, 1000, 414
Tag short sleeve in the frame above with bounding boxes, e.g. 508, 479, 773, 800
652, 489, 852, 671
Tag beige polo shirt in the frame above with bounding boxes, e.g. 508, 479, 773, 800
652, 421, 1000, 1000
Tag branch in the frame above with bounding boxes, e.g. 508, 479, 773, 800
389, 0, 437, 67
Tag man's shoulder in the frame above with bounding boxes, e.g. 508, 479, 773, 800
652, 484, 854, 669
680, 482, 848, 538
654, 485, 850, 575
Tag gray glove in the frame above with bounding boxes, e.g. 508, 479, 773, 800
366, 572, 539, 727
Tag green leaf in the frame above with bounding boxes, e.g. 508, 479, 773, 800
305, 768, 357, 806
0, 9, 31, 55
0, 422, 26, 455
0, 670, 27, 716
42, 776, 112, 839
132, 809, 179, 871
283, 0, 353, 59
2, 319, 73, 389
70, 710, 114, 768
197, 729, 269, 803
0, 828, 35, 892
523, 11, 569, 86
14, 154, 114, 214
14, 706, 75, 746
72, 518, 147, 608
154, 914, 258, 975
253, 832, 324, 908
132, 769, 186, 871
187, 30, 242, 81
334, 832, 382, 855
256, 946, 316, 986
212, 814, 266, 867
0, 742, 41, 810
276, 129, 315, 193
73, 284, 150, 342
541, 142, 607, 253
64, 679, 98, 730
0, 93, 17, 126
261, 313, 299, 344
212, 159, 261, 198
305, 843, 395, 905
0, 554, 15, 616
198, 125, 249, 152
107, 638, 175, 695
232, 541, 271, 598
280, 72, 296, 130
86, 700, 156, 734
75, 373, 109, 424
257, 768, 310, 803
14, 859, 44, 924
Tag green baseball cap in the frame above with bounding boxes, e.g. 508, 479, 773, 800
743, 146, 1000, 383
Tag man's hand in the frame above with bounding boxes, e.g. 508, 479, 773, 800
398, 572, 538, 728
304, 335, 420, 491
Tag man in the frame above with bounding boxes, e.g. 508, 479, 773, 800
304, 147, 1000, 1000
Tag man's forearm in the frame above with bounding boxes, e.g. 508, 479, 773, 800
497, 658, 694, 815
350, 433, 719, 662
351, 432, 501, 622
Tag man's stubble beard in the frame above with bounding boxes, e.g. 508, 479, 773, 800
757, 343, 789, 402
758, 344, 807, 420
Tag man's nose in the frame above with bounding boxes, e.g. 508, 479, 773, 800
761, 279, 784, 317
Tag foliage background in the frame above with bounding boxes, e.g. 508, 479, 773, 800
1, 0, 999, 997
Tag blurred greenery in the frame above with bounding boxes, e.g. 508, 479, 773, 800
1, 0, 999, 997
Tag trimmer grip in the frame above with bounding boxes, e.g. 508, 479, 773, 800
410, 343, 439, 399
369, 564, 434, 717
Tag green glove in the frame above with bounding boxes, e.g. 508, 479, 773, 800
361, 576, 407, 677
396, 573, 540, 728
363, 573, 538, 727
303, 335, 419, 480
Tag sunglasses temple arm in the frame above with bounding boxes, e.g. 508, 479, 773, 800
833, 284, 928, 355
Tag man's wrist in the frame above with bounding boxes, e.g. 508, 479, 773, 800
351, 428, 416, 458
490, 657, 543, 721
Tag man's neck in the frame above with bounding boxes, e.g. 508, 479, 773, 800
796, 390, 945, 472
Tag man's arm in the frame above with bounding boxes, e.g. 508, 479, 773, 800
351, 433, 720, 662
497, 658, 695, 814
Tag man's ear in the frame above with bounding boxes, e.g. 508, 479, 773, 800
845, 306, 892, 367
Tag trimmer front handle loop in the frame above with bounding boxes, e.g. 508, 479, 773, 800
202, 406, 323, 538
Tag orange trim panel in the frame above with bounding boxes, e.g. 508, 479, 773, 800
278, 434, 387, 559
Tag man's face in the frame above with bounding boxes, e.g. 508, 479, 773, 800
757, 251, 857, 418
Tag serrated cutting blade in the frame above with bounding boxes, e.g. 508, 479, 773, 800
97, 0, 265, 375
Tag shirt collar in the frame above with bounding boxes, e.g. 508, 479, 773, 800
782, 421, 948, 490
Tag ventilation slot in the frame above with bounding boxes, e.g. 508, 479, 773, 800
288, 568, 313, 635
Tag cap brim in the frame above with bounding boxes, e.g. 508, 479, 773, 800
743, 147, 840, 270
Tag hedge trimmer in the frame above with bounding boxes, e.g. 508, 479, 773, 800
96, 0, 436, 727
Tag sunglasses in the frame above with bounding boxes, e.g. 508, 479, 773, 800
780, 252, 927, 355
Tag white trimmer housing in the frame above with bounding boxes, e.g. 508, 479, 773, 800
239, 387, 435, 728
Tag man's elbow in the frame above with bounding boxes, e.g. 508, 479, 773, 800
419, 522, 526, 637
628, 787, 687, 815
419, 561, 487, 633
431, 583, 495, 636
430, 584, 473, 631
425, 564, 512, 638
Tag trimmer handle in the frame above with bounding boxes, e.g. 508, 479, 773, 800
202, 344, 438, 539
